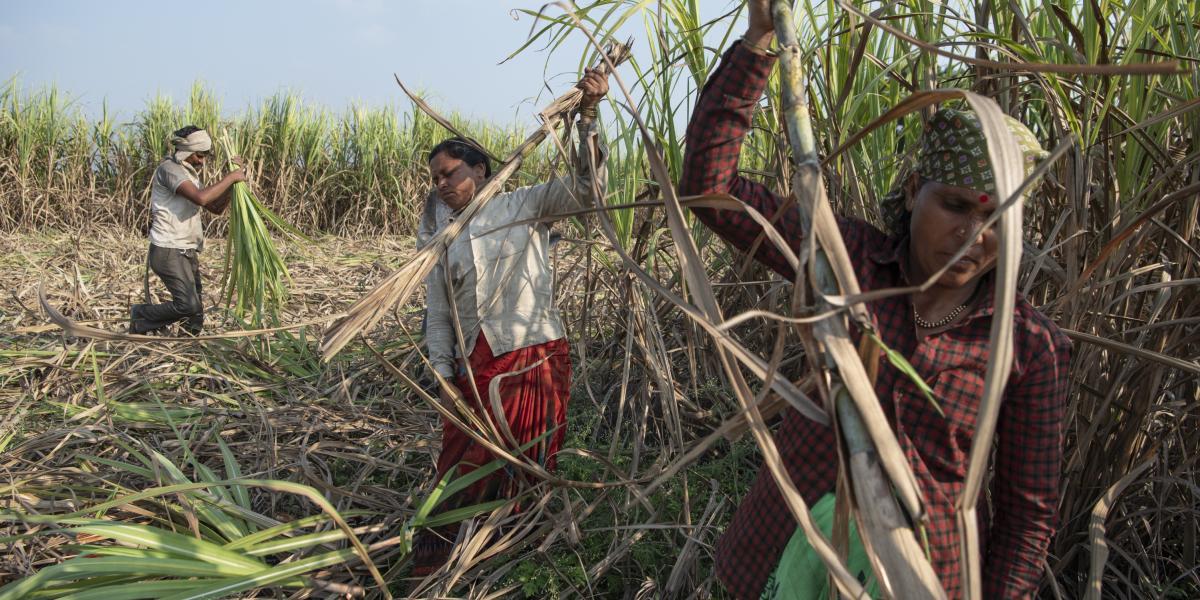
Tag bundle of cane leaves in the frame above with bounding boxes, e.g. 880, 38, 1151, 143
0, 444, 512, 600
219, 133, 308, 325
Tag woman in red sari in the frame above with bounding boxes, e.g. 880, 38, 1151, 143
411, 68, 610, 576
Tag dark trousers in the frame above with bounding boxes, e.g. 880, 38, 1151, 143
131, 244, 203, 334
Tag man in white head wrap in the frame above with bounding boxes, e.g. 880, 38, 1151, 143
130, 125, 247, 334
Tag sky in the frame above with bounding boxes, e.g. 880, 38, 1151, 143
1, 0, 742, 126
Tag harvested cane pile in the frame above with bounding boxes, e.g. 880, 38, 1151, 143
218, 133, 310, 324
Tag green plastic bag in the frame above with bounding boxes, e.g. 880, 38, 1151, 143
760, 493, 880, 600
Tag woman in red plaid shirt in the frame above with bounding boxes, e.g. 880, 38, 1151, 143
680, 2, 1072, 598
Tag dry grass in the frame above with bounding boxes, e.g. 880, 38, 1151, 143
0, 230, 751, 599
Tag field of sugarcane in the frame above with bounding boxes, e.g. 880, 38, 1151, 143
2, 1, 1198, 598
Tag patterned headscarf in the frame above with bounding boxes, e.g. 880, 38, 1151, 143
879, 107, 1048, 235
916, 108, 1046, 194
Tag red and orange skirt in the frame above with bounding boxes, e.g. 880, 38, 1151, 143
436, 332, 572, 503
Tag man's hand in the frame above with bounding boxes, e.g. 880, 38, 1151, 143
745, 0, 774, 51
577, 67, 610, 108
228, 156, 249, 183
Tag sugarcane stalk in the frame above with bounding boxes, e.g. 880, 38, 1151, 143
772, 1, 923, 517
771, 0, 946, 596
539, 14, 873, 595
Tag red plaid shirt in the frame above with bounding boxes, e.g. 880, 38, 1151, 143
681, 42, 1072, 599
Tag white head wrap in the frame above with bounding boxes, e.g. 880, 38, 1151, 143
170, 129, 213, 163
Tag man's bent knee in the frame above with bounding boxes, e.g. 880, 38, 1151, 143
172, 296, 203, 317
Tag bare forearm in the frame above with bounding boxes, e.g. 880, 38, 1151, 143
214, 188, 234, 213
178, 173, 241, 214
198, 176, 240, 214
743, 25, 774, 53
743, 0, 775, 55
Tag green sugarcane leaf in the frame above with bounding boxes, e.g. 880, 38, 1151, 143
219, 165, 295, 322
145, 451, 245, 543
415, 430, 550, 523
71, 523, 266, 573
158, 546, 358, 600
0, 555, 253, 599
418, 499, 510, 529
215, 438, 250, 511
867, 331, 943, 417
241, 528, 349, 556
222, 510, 372, 551
188, 464, 249, 539
191, 462, 232, 506
20, 575, 141, 599
107, 404, 201, 424
146, 449, 190, 485
76, 456, 153, 479
414, 452, 521, 523
53, 579, 244, 600
66, 545, 177, 560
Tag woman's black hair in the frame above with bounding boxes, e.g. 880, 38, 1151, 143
173, 125, 204, 138
428, 137, 492, 178
879, 173, 926, 238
